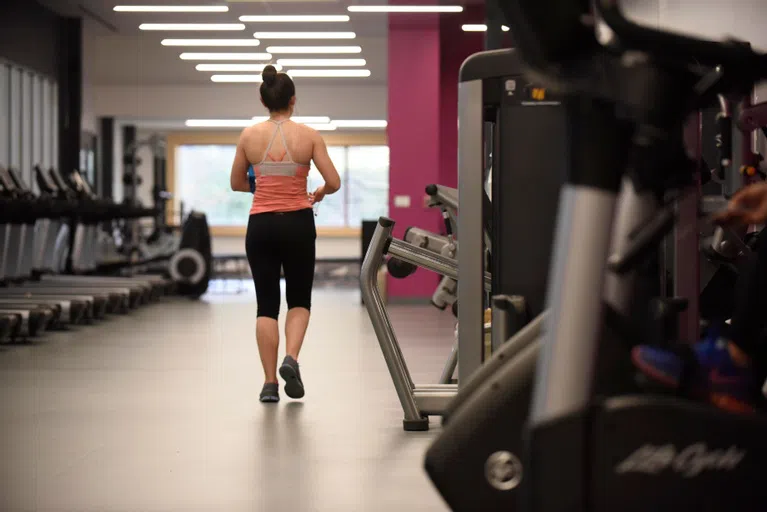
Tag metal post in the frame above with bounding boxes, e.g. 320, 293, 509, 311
360, 217, 426, 430
439, 341, 458, 384
457, 79, 486, 386
484, 0, 504, 51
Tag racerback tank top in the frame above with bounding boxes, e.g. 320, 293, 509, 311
250, 120, 312, 215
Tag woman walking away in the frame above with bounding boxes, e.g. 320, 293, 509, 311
229, 65, 341, 403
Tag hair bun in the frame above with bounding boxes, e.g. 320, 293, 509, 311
262, 65, 277, 86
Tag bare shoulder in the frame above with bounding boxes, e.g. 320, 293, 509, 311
295, 122, 321, 141
239, 124, 257, 142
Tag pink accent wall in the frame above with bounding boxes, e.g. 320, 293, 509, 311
386, 8, 488, 299
387, 15, 443, 299
438, 10, 485, 188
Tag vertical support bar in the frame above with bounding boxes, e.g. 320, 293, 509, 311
58, 17, 82, 174
439, 341, 458, 384
491, 294, 516, 351
531, 99, 627, 424
484, 0, 504, 50
360, 217, 427, 430
41, 78, 52, 170
0, 63, 8, 168
99, 117, 115, 199
21, 71, 32, 184
676, 112, 702, 342
457, 79, 485, 385
122, 124, 137, 203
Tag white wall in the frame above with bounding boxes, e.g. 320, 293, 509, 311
93, 83, 387, 121
622, 0, 767, 50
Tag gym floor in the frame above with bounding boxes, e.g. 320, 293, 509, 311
0, 287, 454, 512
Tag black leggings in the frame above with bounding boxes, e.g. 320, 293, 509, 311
246, 209, 316, 319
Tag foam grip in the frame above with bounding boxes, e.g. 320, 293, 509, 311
386, 257, 418, 279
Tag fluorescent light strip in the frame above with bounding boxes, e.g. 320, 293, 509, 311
277, 58, 365, 67
186, 119, 252, 127
462, 24, 510, 32
332, 120, 387, 128
210, 69, 370, 81
186, 119, 384, 129
287, 69, 370, 77
211, 74, 263, 82
252, 116, 331, 123
254, 32, 356, 39
181, 52, 271, 60
196, 63, 281, 71
164, 39, 261, 46
140, 23, 245, 31
306, 123, 337, 131
240, 15, 349, 22
348, 5, 463, 12
114, 5, 229, 12
266, 46, 361, 54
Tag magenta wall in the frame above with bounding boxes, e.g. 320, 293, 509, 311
387, 15, 443, 299
438, 12, 484, 189
387, 10, 486, 299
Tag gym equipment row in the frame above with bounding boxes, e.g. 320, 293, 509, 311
422, 1, 767, 510
0, 163, 213, 343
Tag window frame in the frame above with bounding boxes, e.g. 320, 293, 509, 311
166, 130, 388, 238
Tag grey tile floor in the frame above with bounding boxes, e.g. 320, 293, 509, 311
0, 288, 455, 512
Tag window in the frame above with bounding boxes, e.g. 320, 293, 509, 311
173, 142, 389, 229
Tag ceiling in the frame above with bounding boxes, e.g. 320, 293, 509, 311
40, 0, 482, 88
39, 0, 485, 127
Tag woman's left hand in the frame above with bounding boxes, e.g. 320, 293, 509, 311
309, 186, 326, 205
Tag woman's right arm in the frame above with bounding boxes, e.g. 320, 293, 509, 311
311, 131, 341, 194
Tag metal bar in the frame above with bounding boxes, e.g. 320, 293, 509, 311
439, 341, 458, 384
388, 239, 458, 279
491, 295, 516, 353
413, 387, 458, 416
457, 79, 486, 386
360, 217, 423, 423
388, 238, 492, 289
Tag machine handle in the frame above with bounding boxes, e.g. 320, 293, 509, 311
607, 206, 676, 274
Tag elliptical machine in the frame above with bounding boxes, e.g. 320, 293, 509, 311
425, 1, 767, 510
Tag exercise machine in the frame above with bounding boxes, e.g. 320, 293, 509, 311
425, 1, 767, 510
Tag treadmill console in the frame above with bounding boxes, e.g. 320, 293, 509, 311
35, 165, 59, 193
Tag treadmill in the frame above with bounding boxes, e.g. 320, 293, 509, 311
50, 167, 171, 298
0, 167, 114, 320
1, 167, 148, 307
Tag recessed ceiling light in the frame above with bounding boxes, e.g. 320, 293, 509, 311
180, 52, 272, 60
287, 69, 370, 77
276, 58, 366, 67
461, 24, 510, 32
254, 32, 356, 39
331, 120, 388, 128
210, 75, 264, 82
114, 5, 229, 12
252, 116, 331, 123
163, 39, 261, 46
140, 23, 245, 31
348, 5, 463, 12
240, 15, 350, 22
195, 63, 282, 71
266, 46, 362, 54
